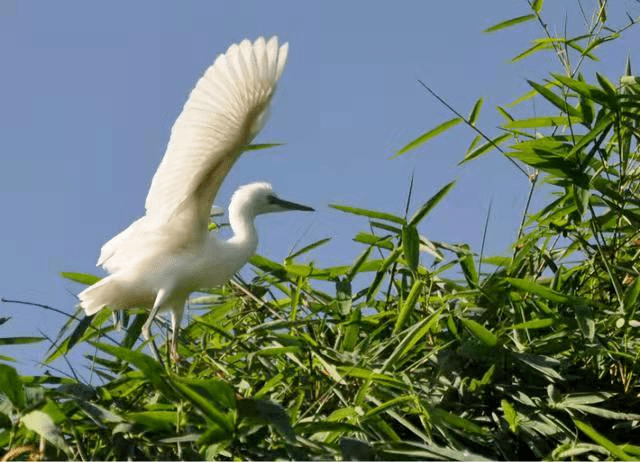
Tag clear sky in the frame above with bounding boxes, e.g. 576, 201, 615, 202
1, 1, 639, 376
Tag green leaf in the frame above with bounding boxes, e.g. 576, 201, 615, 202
501, 399, 519, 432
574, 419, 633, 460
172, 380, 234, 434
285, 237, 331, 262
408, 181, 456, 226
402, 225, 420, 273
552, 73, 614, 106
531, 0, 543, 13
459, 133, 510, 165
384, 307, 443, 371
505, 318, 554, 330
506, 115, 580, 128
88, 341, 165, 384
237, 399, 296, 442
527, 80, 582, 118
623, 276, 640, 319
60, 271, 101, 285
393, 279, 424, 334
347, 245, 374, 281
0, 336, 45, 346
484, 14, 535, 33
514, 353, 564, 381
468, 97, 484, 125
430, 406, 490, 435
394, 117, 461, 157
460, 318, 497, 347
173, 377, 236, 411
0, 364, 25, 409
21, 410, 71, 455
456, 244, 478, 288
126, 411, 179, 430
342, 307, 361, 352
506, 277, 581, 305
354, 232, 394, 250
329, 204, 406, 225
511, 42, 552, 63
243, 142, 284, 152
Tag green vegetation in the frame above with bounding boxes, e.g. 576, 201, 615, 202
2, 2, 640, 460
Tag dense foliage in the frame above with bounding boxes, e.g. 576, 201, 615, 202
2, 1, 640, 460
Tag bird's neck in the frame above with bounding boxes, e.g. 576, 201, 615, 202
226, 206, 259, 256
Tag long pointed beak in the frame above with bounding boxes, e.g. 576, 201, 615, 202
269, 196, 314, 212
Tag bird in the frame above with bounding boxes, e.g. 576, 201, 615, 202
78, 37, 313, 360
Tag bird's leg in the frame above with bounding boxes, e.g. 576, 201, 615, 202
169, 306, 185, 363
143, 288, 170, 362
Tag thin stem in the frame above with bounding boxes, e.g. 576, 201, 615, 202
417, 79, 529, 177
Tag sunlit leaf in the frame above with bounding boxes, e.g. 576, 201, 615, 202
394, 117, 462, 157
484, 14, 535, 33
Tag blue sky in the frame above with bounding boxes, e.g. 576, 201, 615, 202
1, 1, 639, 376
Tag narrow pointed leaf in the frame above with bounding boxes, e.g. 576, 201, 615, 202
238, 398, 296, 442
459, 133, 510, 165
0, 364, 25, 409
60, 271, 101, 285
527, 80, 582, 118
393, 279, 424, 334
408, 181, 456, 226
243, 142, 284, 152
484, 14, 535, 33
506, 277, 581, 305
532, 0, 543, 13
329, 204, 406, 225
394, 117, 461, 157
468, 98, 484, 125
574, 419, 633, 460
402, 225, 420, 273
460, 318, 497, 347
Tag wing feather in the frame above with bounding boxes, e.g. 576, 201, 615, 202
144, 36, 288, 234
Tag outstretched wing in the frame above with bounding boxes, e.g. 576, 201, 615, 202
144, 36, 288, 234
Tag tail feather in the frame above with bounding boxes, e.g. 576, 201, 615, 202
79, 276, 122, 315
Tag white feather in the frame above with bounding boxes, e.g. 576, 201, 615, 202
78, 37, 305, 361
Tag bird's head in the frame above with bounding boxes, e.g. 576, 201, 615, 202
229, 182, 314, 218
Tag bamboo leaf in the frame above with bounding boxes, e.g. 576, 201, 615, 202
0, 364, 25, 409
468, 97, 484, 125
60, 271, 101, 285
484, 14, 535, 33
459, 133, 510, 165
506, 277, 583, 305
243, 142, 284, 152
394, 117, 461, 157
532, 0, 543, 13
408, 181, 456, 226
505, 318, 554, 330
501, 399, 519, 432
460, 318, 497, 347
22, 410, 71, 455
527, 80, 582, 118
0, 336, 45, 346
237, 398, 296, 442
393, 279, 424, 334
506, 115, 581, 128
402, 225, 420, 273
574, 419, 634, 460
285, 237, 331, 262
88, 341, 165, 385
329, 204, 406, 225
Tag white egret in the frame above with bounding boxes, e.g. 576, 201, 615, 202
79, 37, 312, 360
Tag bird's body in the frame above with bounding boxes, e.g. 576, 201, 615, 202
78, 37, 312, 358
